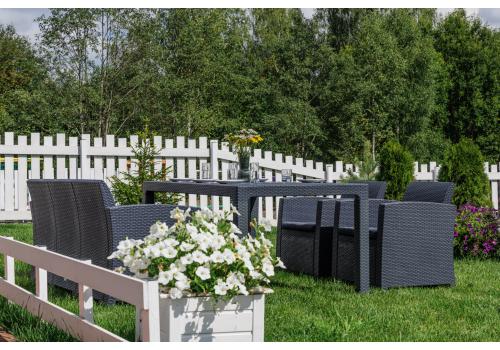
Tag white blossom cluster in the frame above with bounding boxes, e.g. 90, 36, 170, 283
108, 206, 285, 299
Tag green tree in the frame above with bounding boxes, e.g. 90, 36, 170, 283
434, 9, 500, 162
0, 25, 58, 134
438, 138, 491, 207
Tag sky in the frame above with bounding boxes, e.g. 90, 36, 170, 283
0, 8, 499, 42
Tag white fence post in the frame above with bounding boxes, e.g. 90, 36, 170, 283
78, 259, 94, 323
3, 237, 15, 284
35, 246, 48, 301
139, 280, 160, 342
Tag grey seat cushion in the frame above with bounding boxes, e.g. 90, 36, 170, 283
338, 226, 379, 239
282, 221, 317, 232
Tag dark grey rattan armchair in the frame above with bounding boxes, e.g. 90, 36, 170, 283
28, 179, 180, 300
276, 181, 386, 277
333, 181, 456, 288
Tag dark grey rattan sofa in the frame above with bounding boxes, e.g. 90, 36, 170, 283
276, 181, 387, 277
333, 181, 456, 288
27, 179, 179, 300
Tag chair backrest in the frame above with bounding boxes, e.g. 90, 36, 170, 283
402, 181, 454, 204
27, 180, 115, 265
343, 181, 387, 199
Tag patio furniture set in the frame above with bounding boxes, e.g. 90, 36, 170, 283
27, 178, 456, 298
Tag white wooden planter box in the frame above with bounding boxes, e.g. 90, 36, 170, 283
158, 293, 265, 342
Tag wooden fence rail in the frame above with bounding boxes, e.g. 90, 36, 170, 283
0, 132, 498, 223
0, 235, 159, 342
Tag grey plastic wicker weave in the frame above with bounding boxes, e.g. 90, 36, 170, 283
27, 179, 179, 301
143, 181, 371, 293
276, 181, 386, 277
333, 181, 457, 288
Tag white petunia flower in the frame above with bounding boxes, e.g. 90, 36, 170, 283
169, 287, 183, 299
174, 271, 187, 281
210, 251, 225, 264
161, 246, 177, 259
250, 270, 263, 280
205, 223, 218, 234
192, 250, 208, 264
262, 261, 275, 277
175, 278, 190, 291
195, 233, 211, 252
222, 249, 235, 264
185, 224, 198, 237
170, 207, 188, 222
163, 238, 180, 247
158, 270, 174, 285
214, 279, 228, 296
243, 258, 254, 271
238, 284, 249, 295
195, 266, 211, 280
275, 257, 286, 269
149, 221, 168, 236
180, 241, 195, 252
210, 235, 226, 250
229, 223, 242, 235
260, 218, 273, 232
230, 205, 241, 216
180, 253, 194, 265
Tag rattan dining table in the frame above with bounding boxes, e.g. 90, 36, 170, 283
142, 181, 370, 293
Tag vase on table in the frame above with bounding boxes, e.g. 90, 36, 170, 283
238, 151, 251, 180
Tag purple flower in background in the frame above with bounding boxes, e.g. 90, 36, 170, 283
454, 204, 498, 258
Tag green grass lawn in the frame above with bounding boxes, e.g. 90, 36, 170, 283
1, 223, 499, 342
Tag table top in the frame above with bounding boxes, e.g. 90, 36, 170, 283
143, 181, 369, 197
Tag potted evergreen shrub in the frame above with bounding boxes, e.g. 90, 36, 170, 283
109, 206, 284, 342
376, 140, 414, 200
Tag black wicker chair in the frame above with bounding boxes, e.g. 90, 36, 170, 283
333, 181, 456, 288
276, 181, 386, 277
27, 179, 181, 300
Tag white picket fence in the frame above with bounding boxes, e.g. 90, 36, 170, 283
0, 235, 160, 341
0, 132, 498, 223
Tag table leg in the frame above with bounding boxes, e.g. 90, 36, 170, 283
236, 196, 249, 235
354, 193, 369, 293
143, 190, 155, 204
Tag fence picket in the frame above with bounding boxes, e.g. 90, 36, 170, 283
4, 133, 15, 212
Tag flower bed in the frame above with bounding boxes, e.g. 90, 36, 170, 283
454, 204, 499, 258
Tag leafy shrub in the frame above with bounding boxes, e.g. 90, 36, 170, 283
110, 128, 181, 205
438, 138, 491, 207
406, 129, 451, 163
454, 204, 499, 258
342, 140, 378, 181
376, 140, 414, 200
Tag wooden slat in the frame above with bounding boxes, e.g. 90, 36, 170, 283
56, 133, 67, 179
0, 278, 125, 342
93, 138, 104, 180
176, 137, 186, 206
43, 136, 54, 179
105, 135, 116, 184
17, 136, 28, 213
0, 237, 145, 306
187, 139, 198, 208
3, 133, 14, 212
